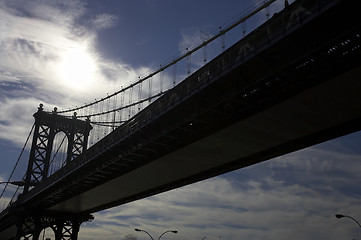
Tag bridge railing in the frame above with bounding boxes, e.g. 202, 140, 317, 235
15, 0, 336, 206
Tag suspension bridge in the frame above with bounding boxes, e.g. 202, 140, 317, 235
1, 0, 361, 239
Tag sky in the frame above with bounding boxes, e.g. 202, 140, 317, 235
0, 0, 361, 240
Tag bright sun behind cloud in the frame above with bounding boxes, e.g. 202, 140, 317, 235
56, 47, 96, 90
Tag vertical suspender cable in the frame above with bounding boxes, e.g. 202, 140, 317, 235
128, 87, 133, 119
112, 94, 117, 131
186, 49, 192, 75
242, 21, 247, 37
138, 81, 142, 112
148, 77, 152, 103
160, 68, 164, 93
173, 63, 177, 87
220, 27, 226, 51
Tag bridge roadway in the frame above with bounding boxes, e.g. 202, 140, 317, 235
1, 0, 361, 238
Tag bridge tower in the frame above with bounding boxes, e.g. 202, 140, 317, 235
16, 104, 93, 240
24, 104, 92, 193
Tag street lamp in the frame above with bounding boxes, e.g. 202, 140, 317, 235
158, 230, 178, 240
135, 228, 177, 240
335, 214, 361, 228
0, 181, 26, 187
135, 228, 154, 240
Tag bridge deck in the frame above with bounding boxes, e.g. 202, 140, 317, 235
18, 0, 361, 213
1, 0, 361, 238
21, 0, 361, 214
49, 65, 361, 213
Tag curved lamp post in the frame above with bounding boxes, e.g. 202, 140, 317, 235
135, 228, 154, 240
158, 230, 177, 240
135, 228, 177, 240
335, 214, 361, 228
0, 181, 26, 187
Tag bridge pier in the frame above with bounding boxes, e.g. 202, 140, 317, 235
13, 104, 94, 240
15, 213, 93, 240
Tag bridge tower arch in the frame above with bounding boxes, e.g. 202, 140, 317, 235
49, 131, 69, 176
24, 104, 92, 193
15, 213, 93, 240
15, 104, 93, 240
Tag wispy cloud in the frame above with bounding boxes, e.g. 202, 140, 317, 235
0, 0, 148, 146
91, 13, 119, 30
78, 143, 361, 240
1, 2, 360, 240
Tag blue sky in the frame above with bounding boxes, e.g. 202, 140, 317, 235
0, 0, 361, 240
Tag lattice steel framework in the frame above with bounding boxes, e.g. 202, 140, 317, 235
24, 104, 92, 194
16, 104, 93, 240
15, 213, 93, 240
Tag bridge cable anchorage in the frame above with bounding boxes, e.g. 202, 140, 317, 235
0, 124, 34, 200
56, 0, 277, 116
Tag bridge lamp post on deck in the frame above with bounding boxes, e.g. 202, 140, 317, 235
335, 214, 361, 228
135, 228, 178, 240
0, 181, 26, 187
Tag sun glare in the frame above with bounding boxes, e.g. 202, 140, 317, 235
57, 47, 96, 90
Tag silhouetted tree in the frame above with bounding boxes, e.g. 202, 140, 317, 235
122, 233, 137, 240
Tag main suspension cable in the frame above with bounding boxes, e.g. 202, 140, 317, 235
0, 124, 35, 199
57, 0, 277, 116
77, 90, 166, 119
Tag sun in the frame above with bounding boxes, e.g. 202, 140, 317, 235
56, 47, 96, 90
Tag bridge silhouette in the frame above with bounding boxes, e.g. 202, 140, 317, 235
1, 0, 361, 239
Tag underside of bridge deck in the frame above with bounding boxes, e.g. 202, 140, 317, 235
1, 0, 360, 239
20, 0, 361, 215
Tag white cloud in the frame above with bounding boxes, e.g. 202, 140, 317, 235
0, 1, 360, 240
0, 0, 150, 147
0, 97, 40, 145
0, 0, 85, 25
91, 13, 119, 30
76, 143, 361, 240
